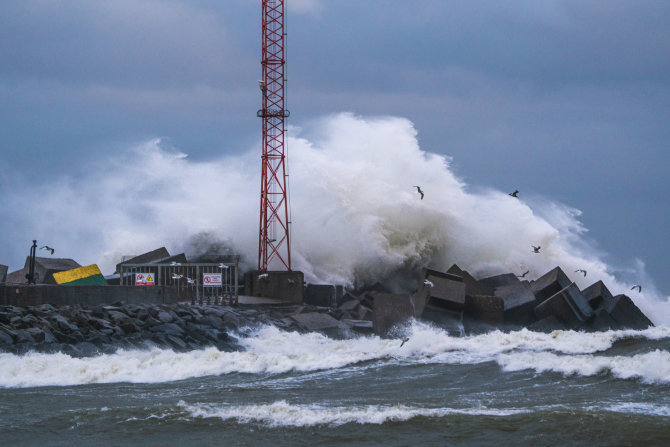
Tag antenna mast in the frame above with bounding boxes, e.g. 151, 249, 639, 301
257, 0, 291, 271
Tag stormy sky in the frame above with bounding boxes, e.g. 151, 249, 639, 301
1, 0, 668, 293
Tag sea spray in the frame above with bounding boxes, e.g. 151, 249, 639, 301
2, 113, 668, 322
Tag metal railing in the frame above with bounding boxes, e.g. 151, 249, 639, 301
120, 262, 239, 303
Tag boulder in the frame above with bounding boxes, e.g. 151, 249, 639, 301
372, 293, 415, 337
606, 295, 653, 330
581, 280, 614, 310
304, 284, 336, 307
531, 267, 571, 304
463, 295, 504, 332
534, 283, 593, 329
290, 312, 341, 332
447, 265, 494, 296
589, 308, 621, 332
423, 268, 466, 312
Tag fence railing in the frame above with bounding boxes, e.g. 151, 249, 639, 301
119, 262, 238, 303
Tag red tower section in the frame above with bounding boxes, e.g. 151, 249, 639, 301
258, 0, 291, 271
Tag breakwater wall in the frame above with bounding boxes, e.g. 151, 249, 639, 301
0, 285, 177, 307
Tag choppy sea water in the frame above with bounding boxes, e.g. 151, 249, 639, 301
1, 322, 670, 446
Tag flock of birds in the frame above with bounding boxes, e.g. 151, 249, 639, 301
412, 186, 643, 293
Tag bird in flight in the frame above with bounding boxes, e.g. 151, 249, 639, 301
575, 269, 587, 277
423, 279, 434, 287
631, 285, 642, 293
531, 245, 541, 253
185, 277, 195, 284
218, 263, 229, 269
171, 274, 183, 280
400, 337, 410, 347
170, 261, 182, 266
413, 186, 424, 200
258, 273, 269, 280
509, 190, 519, 198
517, 270, 530, 278
40, 246, 55, 255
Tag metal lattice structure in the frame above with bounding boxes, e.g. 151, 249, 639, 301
257, 0, 291, 271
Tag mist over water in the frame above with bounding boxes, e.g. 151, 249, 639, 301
2, 113, 668, 323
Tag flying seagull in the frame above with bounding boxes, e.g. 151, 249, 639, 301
40, 246, 55, 255
258, 273, 269, 280
423, 279, 434, 287
631, 285, 642, 293
532, 245, 541, 254
413, 186, 424, 200
509, 190, 519, 198
185, 277, 195, 284
517, 270, 529, 278
171, 274, 183, 280
170, 261, 182, 266
400, 337, 410, 347
218, 263, 229, 269
575, 269, 587, 277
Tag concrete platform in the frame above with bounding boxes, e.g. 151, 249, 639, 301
244, 270, 304, 303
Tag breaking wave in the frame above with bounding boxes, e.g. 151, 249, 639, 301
1, 322, 670, 388
178, 400, 527, 427
1, 113, 668, 322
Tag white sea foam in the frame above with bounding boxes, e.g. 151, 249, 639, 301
498, 349, 670, 384
178, 400, 526, 427
1, 322, 669, 388
603, 402, 670, 417
2, 113, 668, 323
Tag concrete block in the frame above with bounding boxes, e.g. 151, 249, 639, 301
339, 299, 360, 311
6, 268, 28, 284
463, 294, 504, 327
581, 280, 614, 310
421, 307, 462, 336
589, 308, 621, 332
372, 293, 415, 337
152, 253, 188, 265
23, 257, 82, 284
243, 271, 304, 303
527, 316, 566, 333
116, 247, 170, 273
494, 281, 537, 326
447, 264, 494, 296
606, 295, 653, 330
410, 286, 430, 318
337, 292, 358, 308
291, 312, 340, 332
530, 267, 571, 304
423, 268, 466, 312
305, 284, 336, 307
0, 264, 7, 283
478, 273, 519, 291
534, 283, 593, 329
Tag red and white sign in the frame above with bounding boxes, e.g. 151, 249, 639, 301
136, 273, 155, 286
203, 273, 222, 287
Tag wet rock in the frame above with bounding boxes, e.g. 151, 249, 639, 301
291, 312, 341, 332
447, 264, 494, 296
527, 316, 566, 333
531, 267, 572, 304
463, 295, 504, 327
494, 282, 537, 326
372, 293, 414, 337
305, 284, 337, 307
534, 283, 593, 329
423, 268, 466, 312
478, 273, 519, 291
606, 295, 653, 330
581, 281, 614, 310
589, 308, 621, 332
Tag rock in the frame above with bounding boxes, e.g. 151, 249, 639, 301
290, 312, 341, 332
372, 293, 415, 337
531, 267, 572, 304
463, 295, 504, 327
339, 299, 360, 312
25, 327, 46, 343
527, 316, 566, 333
0, 329, 14, 345
606, 295, 653, 330
581, 280, 615, 310
494, 282, 537, 326
156, 310, 174, 323
447, 264, 494, 296
534, 283, 593, 329
589, 308, 621, 331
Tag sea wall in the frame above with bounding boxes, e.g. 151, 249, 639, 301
0, 285, 177, 307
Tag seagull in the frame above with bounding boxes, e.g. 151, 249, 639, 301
258, 80, 267, 95
185, 277, 195, 284
413, 186, 424, 200
517, 270, 529, 278
258, 273, 269, 280
171, 274, 183, 280
400, 337, 410, 347
423, 279, 434, 287
287, 278, 295, 284
170, 261, 182, 266
531, 245, 541, 254
40, 246, 55, 255
631, 285, 642, 293
218, 263, 229, 269
575, 269, 587, 277
509, 190, 519, 198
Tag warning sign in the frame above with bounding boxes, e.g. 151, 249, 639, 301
136, 273, 155, 286
203, 273, 222, 287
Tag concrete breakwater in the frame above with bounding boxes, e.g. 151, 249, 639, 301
0, 302, 339, 357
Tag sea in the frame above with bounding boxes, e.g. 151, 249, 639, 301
1, 321, 669, 446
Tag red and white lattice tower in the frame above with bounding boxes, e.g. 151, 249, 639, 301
257, 0, 291, 271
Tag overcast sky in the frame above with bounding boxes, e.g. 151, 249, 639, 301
1, 0, 668, 293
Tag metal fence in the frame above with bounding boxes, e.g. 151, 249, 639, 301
120, 262, 239, 303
